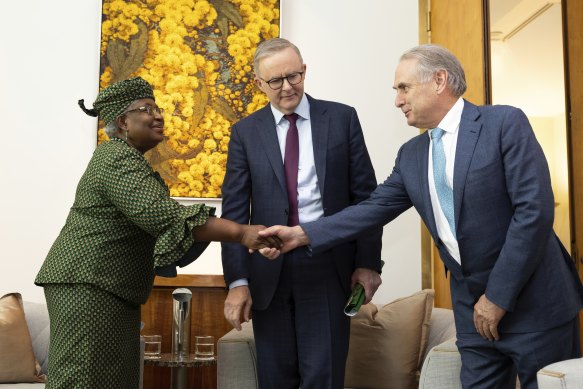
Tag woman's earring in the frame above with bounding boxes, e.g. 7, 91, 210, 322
125, 130, 128, 141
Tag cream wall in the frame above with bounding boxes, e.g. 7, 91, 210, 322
530, 116, 570, 250
0, 0, 421, 304
490, 3, 570, 251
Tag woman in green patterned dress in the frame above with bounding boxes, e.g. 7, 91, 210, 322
35, 77, 279, 388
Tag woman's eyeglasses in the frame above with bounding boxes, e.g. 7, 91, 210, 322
124, 105, 164, 116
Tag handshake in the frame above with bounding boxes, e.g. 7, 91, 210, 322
240, 225, 308, 259
239, 223, 383, 315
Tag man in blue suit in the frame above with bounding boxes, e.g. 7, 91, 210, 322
220, 38, 383, 389
260, 44, 583, 389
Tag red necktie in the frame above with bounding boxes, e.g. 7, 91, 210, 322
284, 113, 299, 226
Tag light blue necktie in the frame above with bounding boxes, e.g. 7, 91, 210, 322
431, 128, 456, 237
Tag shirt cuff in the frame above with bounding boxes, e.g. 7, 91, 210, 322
229, 279, 249, 289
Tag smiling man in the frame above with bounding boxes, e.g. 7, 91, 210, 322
220, 38, 383, 389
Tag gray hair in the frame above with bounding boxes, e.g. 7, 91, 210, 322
253, 38, 303, 77
104, 120, 120, 137
400, 44, 467, 97
104, 100, 137, 137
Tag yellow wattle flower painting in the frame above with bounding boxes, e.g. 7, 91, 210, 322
98, 0, 280, 198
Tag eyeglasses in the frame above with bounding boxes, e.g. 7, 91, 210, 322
124, 105, 164, 116
261, 72, 304, 90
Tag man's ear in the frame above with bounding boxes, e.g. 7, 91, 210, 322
434, 69, 448, 93
255, 77, 265, 92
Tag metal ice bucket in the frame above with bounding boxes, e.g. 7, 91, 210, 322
171, 288, 192, 358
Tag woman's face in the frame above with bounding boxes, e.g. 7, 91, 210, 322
117, 98, 165, 153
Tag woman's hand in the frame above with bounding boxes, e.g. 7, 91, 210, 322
191, 218, 283, 258
258, 225, 310, 253
192, 218, 283, 253
240, 225, 283, 252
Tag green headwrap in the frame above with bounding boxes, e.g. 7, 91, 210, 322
78, 77, 155, 126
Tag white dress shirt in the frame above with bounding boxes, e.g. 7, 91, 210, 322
428, 98, 464, 264
271, 94, 323, 224
229, 94, 323, 289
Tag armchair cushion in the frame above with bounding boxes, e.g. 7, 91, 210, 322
0, 294, 45, 384
344, 289, 434, 389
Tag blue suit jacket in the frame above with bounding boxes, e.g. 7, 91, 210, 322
221, 95, 383, 310
303, 101, 583, 333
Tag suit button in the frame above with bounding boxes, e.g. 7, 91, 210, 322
463, 271, 471, 277
284, 209, 289, 215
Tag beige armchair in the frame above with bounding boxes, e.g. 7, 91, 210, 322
217, 307, 457, 389
537, 357, 583, 388
217, 304, 583, 389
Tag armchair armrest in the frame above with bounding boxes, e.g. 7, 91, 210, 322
418, 338, 462, 389
537, 357, 583, 388
217, 321, 258, 389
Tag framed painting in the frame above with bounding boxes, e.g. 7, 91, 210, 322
97, 0, 280, 198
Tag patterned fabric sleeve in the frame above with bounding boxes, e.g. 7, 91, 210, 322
101, 143, 215, 267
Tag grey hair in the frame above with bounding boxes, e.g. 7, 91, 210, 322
400, 44, 467, 97
104, 120, 120, 137
253, 38, 303, 77
104, 100, 137, 137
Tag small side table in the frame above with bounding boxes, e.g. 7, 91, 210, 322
144, 353, 216, 389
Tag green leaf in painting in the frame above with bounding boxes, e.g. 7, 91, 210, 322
212, 96, 237, 122
210, 0, 243, 28
106, 19, 149, 82
216, 17, 229, 38
190, 82, 209, 130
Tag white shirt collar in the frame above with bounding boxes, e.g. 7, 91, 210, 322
428, 98, 464, 137
270, 93, 310, 124
439, 97, 464, 133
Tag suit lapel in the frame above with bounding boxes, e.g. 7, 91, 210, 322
453, 100, 482, 227
307, 95, 329, 198
256, 105, 287, 192
417, 133, 439, 237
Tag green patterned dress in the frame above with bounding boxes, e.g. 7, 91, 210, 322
35, 138, 214, 388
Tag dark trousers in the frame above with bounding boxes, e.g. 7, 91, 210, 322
456, 317, 581, 389
252, 250, 350, 389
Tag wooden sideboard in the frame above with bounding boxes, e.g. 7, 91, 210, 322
141, 274, 231, 389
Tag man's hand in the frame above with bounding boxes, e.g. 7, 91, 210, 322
240, 225, 282, 252
224, 286, 252, 331
351, 268, 382, 304
257, 225, 310, 257
473, 294, 506, 341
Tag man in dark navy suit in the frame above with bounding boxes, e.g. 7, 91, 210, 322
261, 44, 583, 389
220, 38, 383, 389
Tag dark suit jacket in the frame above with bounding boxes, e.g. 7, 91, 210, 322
303, 100, 583, 333
221, 95, 383, 310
